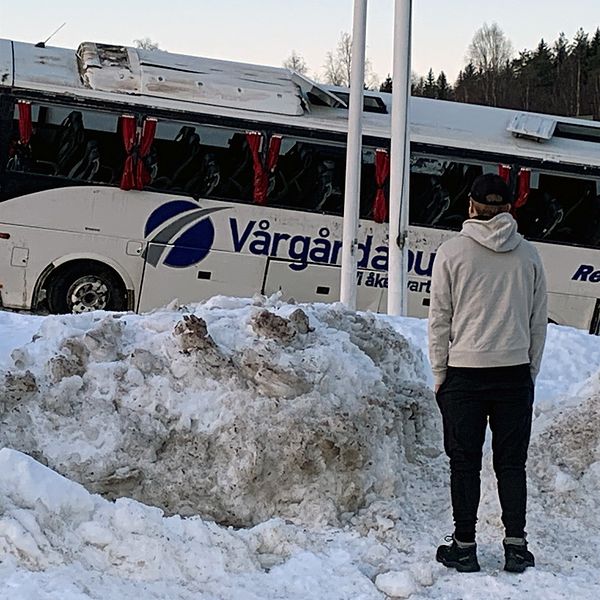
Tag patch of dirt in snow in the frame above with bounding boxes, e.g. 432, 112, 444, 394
531, 394, 600, 492
0, 300, 440, 528
528, 392, 600, 531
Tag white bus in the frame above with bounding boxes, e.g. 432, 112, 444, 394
1, 39, 600, 331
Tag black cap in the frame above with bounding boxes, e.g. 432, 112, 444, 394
470, 173, 512, 205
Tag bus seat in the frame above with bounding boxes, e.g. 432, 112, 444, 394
67, 140, 100, 181
585, 195, 600, 246
410, 174, 450, 226
170, 132, 202, 189
55, 111, 86, 176
216, 133, 253, 199
185, 152, 220, 198
313, 159, 342, 213
527, 193, 564, 239
143, 146, 159, 184
272, 143, 314, 206
153, 126, 198, 189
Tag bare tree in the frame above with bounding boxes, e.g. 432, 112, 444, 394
323, 31, 378, 89
283, 50, 308, 76
324, 32, 352, 86
467, 22, 513, 105
134, 37, 160, 51
468, 22, 513, 73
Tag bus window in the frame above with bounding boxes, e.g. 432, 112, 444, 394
517, 171, 600, 247
409, 153, 499, 230
271, 137, 346, 215
7, 102, 121, 184
150, 121, 252, 201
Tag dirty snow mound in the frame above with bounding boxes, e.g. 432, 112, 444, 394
0, 297, 439, 527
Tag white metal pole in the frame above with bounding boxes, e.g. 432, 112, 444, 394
387, 0, 412, 316
340, 0, 368, 310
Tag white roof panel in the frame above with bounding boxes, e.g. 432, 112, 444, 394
0, 39, 12, 87
12, 41, 81, 91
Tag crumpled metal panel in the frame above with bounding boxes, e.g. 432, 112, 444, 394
78, 41, 304, 116
77, 42, 140, 93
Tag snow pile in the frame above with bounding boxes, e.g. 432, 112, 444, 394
0, 448, 384, 599
3, 301, 600, 598
0, 296, 438, 527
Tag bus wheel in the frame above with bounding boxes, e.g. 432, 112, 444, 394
46, 262, 127, 314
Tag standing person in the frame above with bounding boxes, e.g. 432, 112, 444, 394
428, 173, 547, 573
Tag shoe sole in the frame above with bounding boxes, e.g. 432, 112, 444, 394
504, 561, 534, 573
436, 556, 481, 573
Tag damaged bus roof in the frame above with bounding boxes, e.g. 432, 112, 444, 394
2, 38, 600, 170
3, 39, 329, 116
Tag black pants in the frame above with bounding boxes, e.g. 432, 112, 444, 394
436, 364, 534, 543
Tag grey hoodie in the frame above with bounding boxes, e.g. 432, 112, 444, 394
428, 213, 547, 385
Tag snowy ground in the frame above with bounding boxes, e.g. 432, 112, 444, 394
1, 296, 600, 599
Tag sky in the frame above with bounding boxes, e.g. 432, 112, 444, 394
0, 0, 599, 84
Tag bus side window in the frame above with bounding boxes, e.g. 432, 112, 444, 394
152, 125, 201, 190
7, 103, 120, 184
150, 121, 256, 201
409, 153, 487, 230
271, 138, 345, 215
217, 132, 253, 201
517, 172, 600, 246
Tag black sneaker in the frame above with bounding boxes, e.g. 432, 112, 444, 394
503, 540, 535, 573
436, 535, 480, 573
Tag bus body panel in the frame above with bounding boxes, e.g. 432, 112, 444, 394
263, 260, 387, 312
546, 292, 595, 331
0, 187, 165, 240
3, 187, 600, 328
0, 223, 144, 310
137, 247, 268, 312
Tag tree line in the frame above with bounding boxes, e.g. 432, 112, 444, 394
406, 24, 600, 120
285, 24, 600, 120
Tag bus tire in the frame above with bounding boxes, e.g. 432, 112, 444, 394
46, 261, 127, 314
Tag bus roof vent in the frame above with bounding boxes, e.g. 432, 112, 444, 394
507, 113, 556, 142
554, 120, 600, 144
76, 42, 141, 93
290, 72, 347, 109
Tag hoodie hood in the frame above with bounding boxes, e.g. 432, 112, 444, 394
460, 212, 522, 253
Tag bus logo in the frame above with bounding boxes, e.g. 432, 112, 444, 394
143, 200, 226, 268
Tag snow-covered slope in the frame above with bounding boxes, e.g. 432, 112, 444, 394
1, 297, 600, 599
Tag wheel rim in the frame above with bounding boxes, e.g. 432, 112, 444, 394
67, 276, 110, 313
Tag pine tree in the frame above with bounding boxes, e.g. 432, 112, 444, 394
589, 28, 600, 118
411, 76, 425, 97
436, 71, 451, 100
529, 40, 554, 113
423, 68, 438, 98
552, 33, 570, 114
571, 28, 590, 115
380, 75, 393, 93
454, 63, 480, 104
